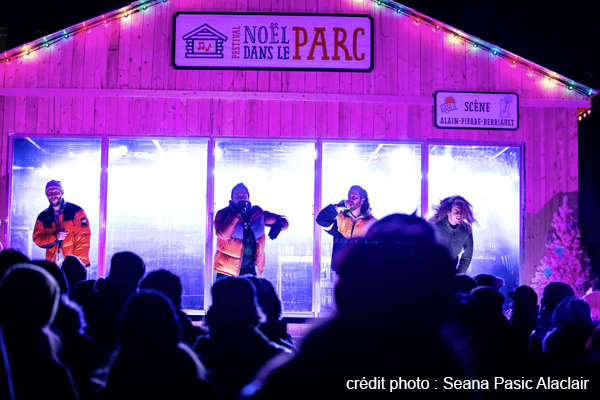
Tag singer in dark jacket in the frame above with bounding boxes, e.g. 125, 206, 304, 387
428, 195, 477, 274
316, 185, 377, 272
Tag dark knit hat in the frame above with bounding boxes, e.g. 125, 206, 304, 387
45, 180, 64, 194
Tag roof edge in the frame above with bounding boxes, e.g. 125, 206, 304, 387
379, 0, 598, 98
0, 0, 597, 99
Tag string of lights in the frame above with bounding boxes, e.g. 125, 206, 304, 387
371, 0, 596, 99
0, 0, 597, 103
0, 0, 166, 65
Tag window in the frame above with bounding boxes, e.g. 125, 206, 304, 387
428, 145, 521, 293
214, 141, 315, 313
10, 137, 101, 278
8, 136, 522, 316
106, 139, 208, 310
320, 142, 422, 311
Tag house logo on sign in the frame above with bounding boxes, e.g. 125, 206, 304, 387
183, 24, 228, 58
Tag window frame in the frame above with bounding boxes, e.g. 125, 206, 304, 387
7, 134, 524, 317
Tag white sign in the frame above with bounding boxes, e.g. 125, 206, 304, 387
173, 13, 373, 71
434, 91, 519, 130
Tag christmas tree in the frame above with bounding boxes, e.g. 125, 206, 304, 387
531, 196, 597, 299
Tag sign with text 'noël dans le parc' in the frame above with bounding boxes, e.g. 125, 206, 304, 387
173, 13, 373, 71
434, 91, 519, 130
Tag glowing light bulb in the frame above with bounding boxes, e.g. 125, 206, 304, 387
578, 115, 582, 121
568, 86, 573, 90
588, 109, 591, 115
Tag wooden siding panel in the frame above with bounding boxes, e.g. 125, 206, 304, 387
150, 97, 165, 135
408, 21, 420, 97
105, 93, 118, 134
327, 101, 339, 138
46, 41, 62, 89
211, 99, 223, 136
199, 98, 211, 135
523, 106, 534, 283
303, 101, 316, 137
129, 9, 144, 90
567, 109, 578, 195
165, 0, 180, 90
72, 96, 84, 133
72, 30, 86, 89
19, 95, 32, 134
556, 107, 567, 196
37, 45, 50, 89
82, 29, 96, 89
222, 99, 234, 135
59, 96, 72, 133
258, 100, 269, 136
234, 99, 246, 136
476, 48, 489, 140
152, 0, 168, 90
94, 25, 109, 89
117, 17, 131, 89
247, 99, 258, 137
269, 100, 281, 136
26, 52, 39, 89
83, 96, 95, 133
106, 18, 121, 89
141, 4, 157, 90
95, 96, 107, 134
175, 98, 187, 135
36, 96, 49, 133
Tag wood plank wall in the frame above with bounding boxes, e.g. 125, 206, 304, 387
0, 0, 590, 285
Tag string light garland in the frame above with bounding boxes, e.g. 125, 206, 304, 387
578, 108, 591, 122
0, 0, 596, 99
0, 0, 165, 64
370, 0, 597, 98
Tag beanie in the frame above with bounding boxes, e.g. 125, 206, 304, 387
45, 180, 64, 194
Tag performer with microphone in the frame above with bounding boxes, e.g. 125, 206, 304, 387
316, 185, 377, 273
33, 180, 91, 267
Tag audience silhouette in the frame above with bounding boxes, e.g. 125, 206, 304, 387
195, 276, 291, 399
0, 220, 598, 400
97, 290, 223, 400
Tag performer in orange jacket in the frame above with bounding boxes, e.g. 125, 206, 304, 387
316, 185, 377, 273
214, 183, 288, 279
33, 180, 91, 267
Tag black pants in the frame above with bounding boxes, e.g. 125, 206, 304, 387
215, 265, 256, 281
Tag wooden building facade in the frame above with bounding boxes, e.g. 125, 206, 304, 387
0, 0, 596, 310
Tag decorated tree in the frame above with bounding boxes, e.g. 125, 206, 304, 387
531, 196, 597, 299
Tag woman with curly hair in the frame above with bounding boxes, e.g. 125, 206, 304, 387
428, 195, 477, 275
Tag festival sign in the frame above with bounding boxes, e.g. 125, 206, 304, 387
173, 13, 374, 71
434, 91, 519, 130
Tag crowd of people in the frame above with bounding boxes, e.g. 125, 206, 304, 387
0, 213, 599, 399
0, 181, 599, 399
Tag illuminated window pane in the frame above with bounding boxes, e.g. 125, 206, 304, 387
10, 138, 101, 278
107, 139, 207, 310
214, 141, 315, 314
320, 142, 422, 312
428, 145, 521, 290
